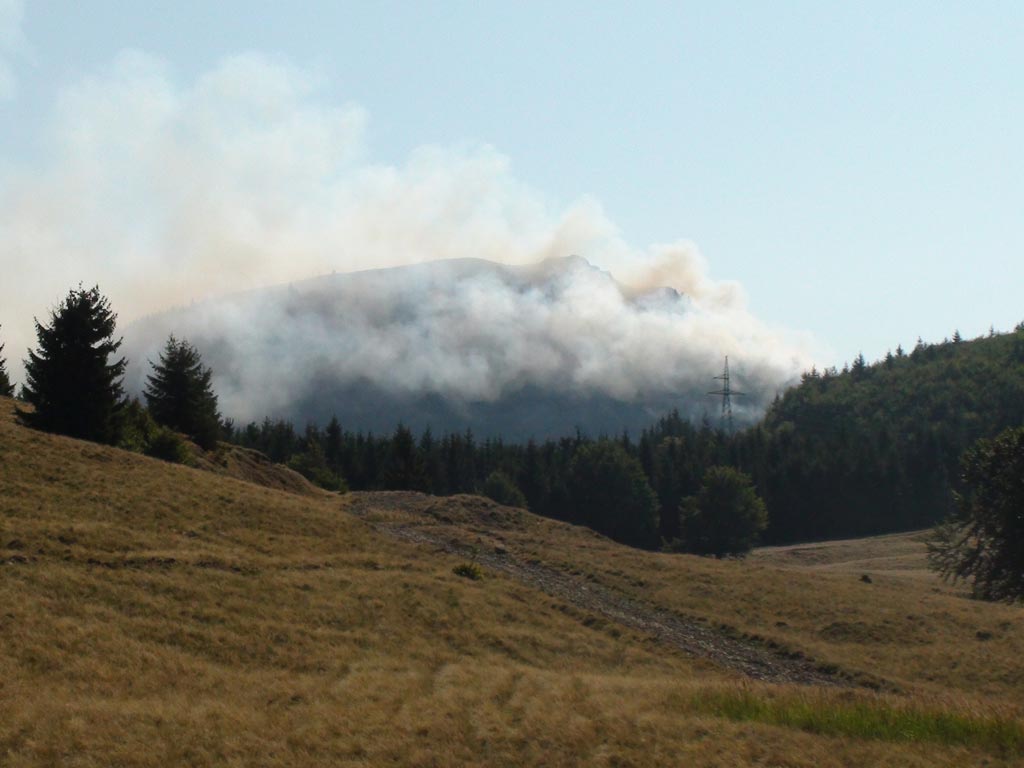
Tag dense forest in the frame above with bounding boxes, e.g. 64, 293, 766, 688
746, 325, 1024, 541
225, 324, 1024, 546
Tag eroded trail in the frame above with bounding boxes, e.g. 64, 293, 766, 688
344, 492, 852, 688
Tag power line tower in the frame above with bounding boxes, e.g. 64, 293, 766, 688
708, 356, 744, 434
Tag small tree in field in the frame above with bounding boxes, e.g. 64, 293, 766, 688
145, 336, 221, 450
21, 286, 126, 444
482, 470, 527, 508
928, 427, 1024, 601
677, 466, 767, 557
0, 326, 13, 397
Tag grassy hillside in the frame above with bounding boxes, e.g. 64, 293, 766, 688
2, 396, 1023, 766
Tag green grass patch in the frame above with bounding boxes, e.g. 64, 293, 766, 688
693, 688, 1024, 756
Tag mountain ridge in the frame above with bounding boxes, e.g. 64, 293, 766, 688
121, 255, 799, 437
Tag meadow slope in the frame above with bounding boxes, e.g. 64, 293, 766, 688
1, 397, 1022, 767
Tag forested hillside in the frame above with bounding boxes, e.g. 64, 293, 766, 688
740, 326, 1024, 541
227, 325, 1024, 547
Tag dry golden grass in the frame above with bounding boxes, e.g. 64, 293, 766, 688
191, 442, 325, 497
388, 493, 1024, 706
751, 530, 933, 575
2, 396, 1022, 766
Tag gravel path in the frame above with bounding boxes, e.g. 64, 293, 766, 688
344, 492, 851, 688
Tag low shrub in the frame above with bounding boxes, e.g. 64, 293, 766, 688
145, 426, 193, 465
453, 562, 484, 580
482, 470, 527, 508
119, 399, 192, 465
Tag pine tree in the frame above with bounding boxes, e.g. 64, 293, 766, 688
324, 415, 343, 472
0, 326, 13, 397
21, 285, 126, 443
144, 336, 221, 450
851, 352, 868, 380
382, 423, 427, 490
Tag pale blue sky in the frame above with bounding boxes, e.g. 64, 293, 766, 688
2, 1, 1023, 367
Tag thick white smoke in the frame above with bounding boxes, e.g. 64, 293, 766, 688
1, 50, 817, 421
122, 256, 809, 423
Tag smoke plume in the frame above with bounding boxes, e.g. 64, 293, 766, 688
1, 51, 817, 427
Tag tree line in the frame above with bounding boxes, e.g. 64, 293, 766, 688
223, 324, 1024, 564
224, 408, 767, 554
2, 285, 767, 557
3, 285, 1023, 591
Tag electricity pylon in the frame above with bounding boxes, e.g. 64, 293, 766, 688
708, 356, 744, 434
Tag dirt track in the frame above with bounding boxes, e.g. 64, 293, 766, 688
344, 492, 853, 688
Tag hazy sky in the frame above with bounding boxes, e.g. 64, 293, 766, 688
2, 1, 1022, 369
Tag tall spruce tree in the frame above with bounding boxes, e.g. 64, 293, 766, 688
0, 326, 14, 397
21, 285, 126, 443
144, 336, 221, 450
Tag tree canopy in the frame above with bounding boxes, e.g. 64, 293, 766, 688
567, 441, 659, 548
222, 324, 1024, 550
144, 336, 221, 450
482, 470, 527, 509
742, 325, 1024, 541
21, 286, 126, 444
928, 427, 1024, 601
676, 466, 767, 557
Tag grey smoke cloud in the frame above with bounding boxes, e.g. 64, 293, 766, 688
122, 256, 809, 426
1, 50, 818, 420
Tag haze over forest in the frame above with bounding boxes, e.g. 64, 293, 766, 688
119, 255, 805, 435
4, 2, 1022, 418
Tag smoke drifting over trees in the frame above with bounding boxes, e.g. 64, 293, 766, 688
1, 52, 815, 423
122, 256, 808, 435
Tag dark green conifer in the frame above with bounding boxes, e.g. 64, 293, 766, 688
21, 286, 126, 444
325, 415, 343, 471
144, 336, 221, 450
382, 423, 427, 490
567, 441, 658, 548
